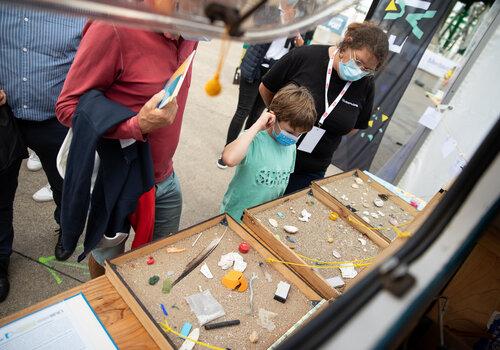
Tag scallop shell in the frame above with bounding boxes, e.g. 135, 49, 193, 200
283, 225, 299, 234
268, 218, 278, 228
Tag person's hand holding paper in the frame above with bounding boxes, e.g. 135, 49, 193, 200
137, 90, 178, 134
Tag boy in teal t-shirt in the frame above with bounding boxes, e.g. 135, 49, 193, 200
221, 84, 316, 222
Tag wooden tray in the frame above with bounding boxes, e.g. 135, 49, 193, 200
242, 188, 390, 300
311, 170, 419, 242
106, 214, 325, 350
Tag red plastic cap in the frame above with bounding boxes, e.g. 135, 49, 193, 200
238, 242, 250, 254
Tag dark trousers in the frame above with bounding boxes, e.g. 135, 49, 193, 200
0, 117, 67, 257
284, 170, 326, 195
225, 67, 268, 145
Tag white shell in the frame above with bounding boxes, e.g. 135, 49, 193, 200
332, 250, 341, 259
374, 199, 384, 207
362, 202, 370, 208
363, 211, 370, 216
351, 183, 360, 189
301, 209, 311, 219
268, 218, 278, 228
362, 216, 371, 223
355, 177, 364, 185
283, 225, 299, 234
358, 238, 367, 246
370, 212, 379, 219
377, 211, 385, 217
389, 217, 399, 226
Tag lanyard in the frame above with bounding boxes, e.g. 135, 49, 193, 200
319, 57, 351, 127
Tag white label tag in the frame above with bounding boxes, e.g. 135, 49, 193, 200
297, 126, 325, 153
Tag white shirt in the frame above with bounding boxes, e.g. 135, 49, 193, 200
263, 37, 290, 66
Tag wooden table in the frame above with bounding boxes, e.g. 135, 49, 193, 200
0, 276, 159, 349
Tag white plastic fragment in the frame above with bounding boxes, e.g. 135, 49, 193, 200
258, 308, 277, 331
326, 276, 345, 288
268, 218, 278, 228
179, 328, 200, 350
200, 263, 213, 279
218, 252, 244, 270
298, 209, 312, 222
233, 260, 248, 272
332, 250, 341, 259
339, 263, 358, 279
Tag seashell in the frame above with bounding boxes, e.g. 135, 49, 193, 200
389, 217, 399, 226
362, 216, 371, 223
283, 225, 299, 234
358, 238, 367, 246
374, 199, 384, 207
377, 211, 385, 217
370, 212, 379, 219
355, 177, 364, 185
332, 250, 341, 259
351, 183, 360, 189
362, 202, 370, 208
363, 211, 370, 216
268, 218, 278, 228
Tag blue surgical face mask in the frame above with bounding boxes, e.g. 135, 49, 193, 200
272, 123, 299, 146
338, 51, 370, 81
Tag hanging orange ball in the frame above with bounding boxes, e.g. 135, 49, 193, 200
205, 74, 221, 96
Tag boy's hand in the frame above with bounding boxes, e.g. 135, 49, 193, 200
137, 91, 178, 134
294, 34, 304, 47
0, 90, 6, 106
254, 111, 276, 131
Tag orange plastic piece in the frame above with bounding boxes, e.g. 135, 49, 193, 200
221, 270, 248, 292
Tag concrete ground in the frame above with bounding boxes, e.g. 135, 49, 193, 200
0, 39, 432, 318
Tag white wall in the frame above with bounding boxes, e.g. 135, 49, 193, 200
398, 23, 500, 200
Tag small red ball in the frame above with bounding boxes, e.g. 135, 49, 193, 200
238, 242, 250, 254
146, 256, 155, 265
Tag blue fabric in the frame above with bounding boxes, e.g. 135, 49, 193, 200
61, 90, 154, 262
0, 4, 85, 121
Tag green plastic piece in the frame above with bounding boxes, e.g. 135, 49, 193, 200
149, 275, 160, 285
162, 278, 173, 294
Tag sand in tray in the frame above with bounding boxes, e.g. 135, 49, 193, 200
321, 175, 414, 240
252, 194, 381, 284
116, 224, 314, 350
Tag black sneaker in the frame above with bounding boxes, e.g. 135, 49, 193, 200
54, 227, 72, 261
217, 157, 227, 169
0, 257, 9, 303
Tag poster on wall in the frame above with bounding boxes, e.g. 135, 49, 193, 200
331, 0, 453, 171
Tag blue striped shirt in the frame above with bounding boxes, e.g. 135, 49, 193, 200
0, 4, 85, 121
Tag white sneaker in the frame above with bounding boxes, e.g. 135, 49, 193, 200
33, 184, 53, 202
27, 152, 42, 171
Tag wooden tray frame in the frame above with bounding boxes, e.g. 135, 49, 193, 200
311, 169, 419, 242
105, 213, 323, 350
242, 187, 390, 300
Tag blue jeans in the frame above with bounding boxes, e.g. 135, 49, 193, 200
284, 171, 326, 195
92, 172, 182, 265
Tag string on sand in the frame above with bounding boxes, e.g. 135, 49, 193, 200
159, 319, 226, 350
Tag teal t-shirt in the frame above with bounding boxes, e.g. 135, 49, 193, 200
221, 131, 296, 222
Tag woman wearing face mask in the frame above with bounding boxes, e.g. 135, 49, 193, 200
259, 22, 389, 194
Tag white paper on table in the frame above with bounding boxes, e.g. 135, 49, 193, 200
441, 136, 458, 158
418, 107, 442, 130
0, 293, 117, 350
297, 126, 326, 153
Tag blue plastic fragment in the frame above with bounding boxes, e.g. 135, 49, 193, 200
180, 322, 192, 337
160, 303, 168, 316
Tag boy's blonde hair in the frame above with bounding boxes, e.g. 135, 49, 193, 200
269, 84, 316, 132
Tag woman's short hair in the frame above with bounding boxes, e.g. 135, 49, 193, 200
339, 22, 389, 70
269, 84, 316, 132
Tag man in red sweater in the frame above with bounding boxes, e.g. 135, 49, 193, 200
56, 21, 197, 276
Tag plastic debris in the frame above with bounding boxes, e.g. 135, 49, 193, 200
339, 263, 358, 279
326, 276, 345, 288
285, 236, 297, 244
298, 209, 312, 222
162, 278, 173, 294
277, 212, 285, 219
233, 260, 248, 272
218, 252, 244, 270
238, 242, 250, 254
179, 328, 199, 350
166, 247, 186, 253
329, 211, 339, 221
148, 275, 160, 285
146, 256, 155, 265
200, 263, 213, 279
258, 308, 277, 331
